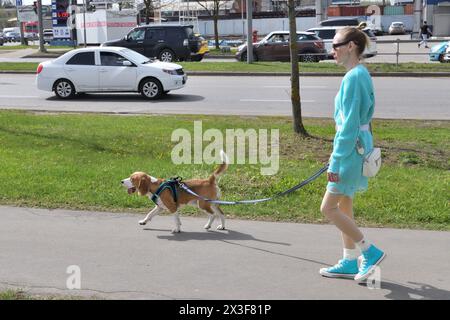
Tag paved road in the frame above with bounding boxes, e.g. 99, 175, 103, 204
0, 206, 449, 300
0, 74, 449, 120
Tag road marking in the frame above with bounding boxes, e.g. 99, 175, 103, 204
240, 99, 315, 103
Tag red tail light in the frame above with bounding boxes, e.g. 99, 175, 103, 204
36, 64, 43, 74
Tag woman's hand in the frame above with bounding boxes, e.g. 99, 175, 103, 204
327, 172, 340, 183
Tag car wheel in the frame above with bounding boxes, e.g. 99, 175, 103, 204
439, 54, 445, 63
140, 78, 163, 100
54, 79, 75, 99
158, 49, 176, 62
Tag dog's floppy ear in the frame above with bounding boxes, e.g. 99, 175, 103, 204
137, 174, 151, 196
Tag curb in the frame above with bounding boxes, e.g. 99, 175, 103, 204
187, 71, 450, 77
1, 70, 450, 77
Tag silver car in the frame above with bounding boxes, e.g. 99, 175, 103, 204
307, 26, 378, 59
389, 22, 406, 35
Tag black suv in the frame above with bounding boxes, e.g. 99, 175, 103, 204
102, 25, 202, 62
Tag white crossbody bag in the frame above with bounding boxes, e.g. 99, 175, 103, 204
339, 111, 381, 178
362, 144, 382, 177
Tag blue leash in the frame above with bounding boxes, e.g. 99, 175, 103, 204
177, 164, 329, 205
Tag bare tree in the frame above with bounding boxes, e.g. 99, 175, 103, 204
288, 0, 308, 136
142, 0, 176, 25
1, 0, 15, 8
143, 0, 155, 24
195, 0, 228, 49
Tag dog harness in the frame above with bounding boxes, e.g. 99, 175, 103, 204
150, 177, 180, 205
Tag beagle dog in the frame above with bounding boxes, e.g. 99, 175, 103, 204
121, 151, 228, 233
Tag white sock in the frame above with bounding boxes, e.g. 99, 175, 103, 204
343, 248, 360, 261
356, 237, 371, 252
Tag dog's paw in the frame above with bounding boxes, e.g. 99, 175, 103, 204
171, 228, 181, 234
138, 220, 147, 226
204, 224, 212, 230
216, 225, 225, 230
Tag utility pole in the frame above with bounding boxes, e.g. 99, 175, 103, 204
241, 0, 244, 41
246, 0, 253, 63
83, 0, 87, 47
316, 0, 322, 26
37, 0, 46, 53
16, 0, 26, 45
414, 0, 422, 35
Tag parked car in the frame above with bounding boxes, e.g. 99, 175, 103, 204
319, 18, 366, 27
191, 34, 209, 61
388, 22, 406, 35
235, 31, 327, 62
429, 41, 450, 63
307, 26, 378, 59
102, 25, 204, 62
319, 17, 382, 35
36, 47, 187, 100
4, 31, 21, 42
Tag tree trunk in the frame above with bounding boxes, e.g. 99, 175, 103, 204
288, 0, 308, 136
37, 0, 46, 53
214, 3, 219, 49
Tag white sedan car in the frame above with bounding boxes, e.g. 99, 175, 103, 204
36, 47, 187, 99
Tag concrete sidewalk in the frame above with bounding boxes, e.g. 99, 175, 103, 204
0, 206, 449, 300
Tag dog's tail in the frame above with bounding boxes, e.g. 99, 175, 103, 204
210, 150, 229, 182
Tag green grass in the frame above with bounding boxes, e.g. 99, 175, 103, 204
0, 62, 39, 71
0, 45, 79, 50
207, 47, 238, 55
0, 289, 92, 300
0, 45, 38, 50
0, 289, 28, 300
1, 61, 450, 73
0, 111, 448, 230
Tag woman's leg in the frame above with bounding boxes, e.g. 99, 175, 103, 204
320, 191, 364, 243
319, 192, 361, 278
338, 196, 356, 250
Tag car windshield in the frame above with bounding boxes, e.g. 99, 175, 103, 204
119, 48, 152, 64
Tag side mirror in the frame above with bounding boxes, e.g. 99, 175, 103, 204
122, 61, 132, 66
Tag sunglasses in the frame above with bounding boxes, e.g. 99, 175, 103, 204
332, 40, 351, 50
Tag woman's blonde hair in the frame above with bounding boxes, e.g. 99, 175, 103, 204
337, 24, 370, 57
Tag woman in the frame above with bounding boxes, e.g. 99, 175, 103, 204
319, 26, 385, 282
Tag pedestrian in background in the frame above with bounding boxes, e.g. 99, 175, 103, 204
418, 21, 432, 48
318, 25, 386, 282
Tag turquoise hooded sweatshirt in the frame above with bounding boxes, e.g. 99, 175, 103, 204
328, 64, 375, 197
